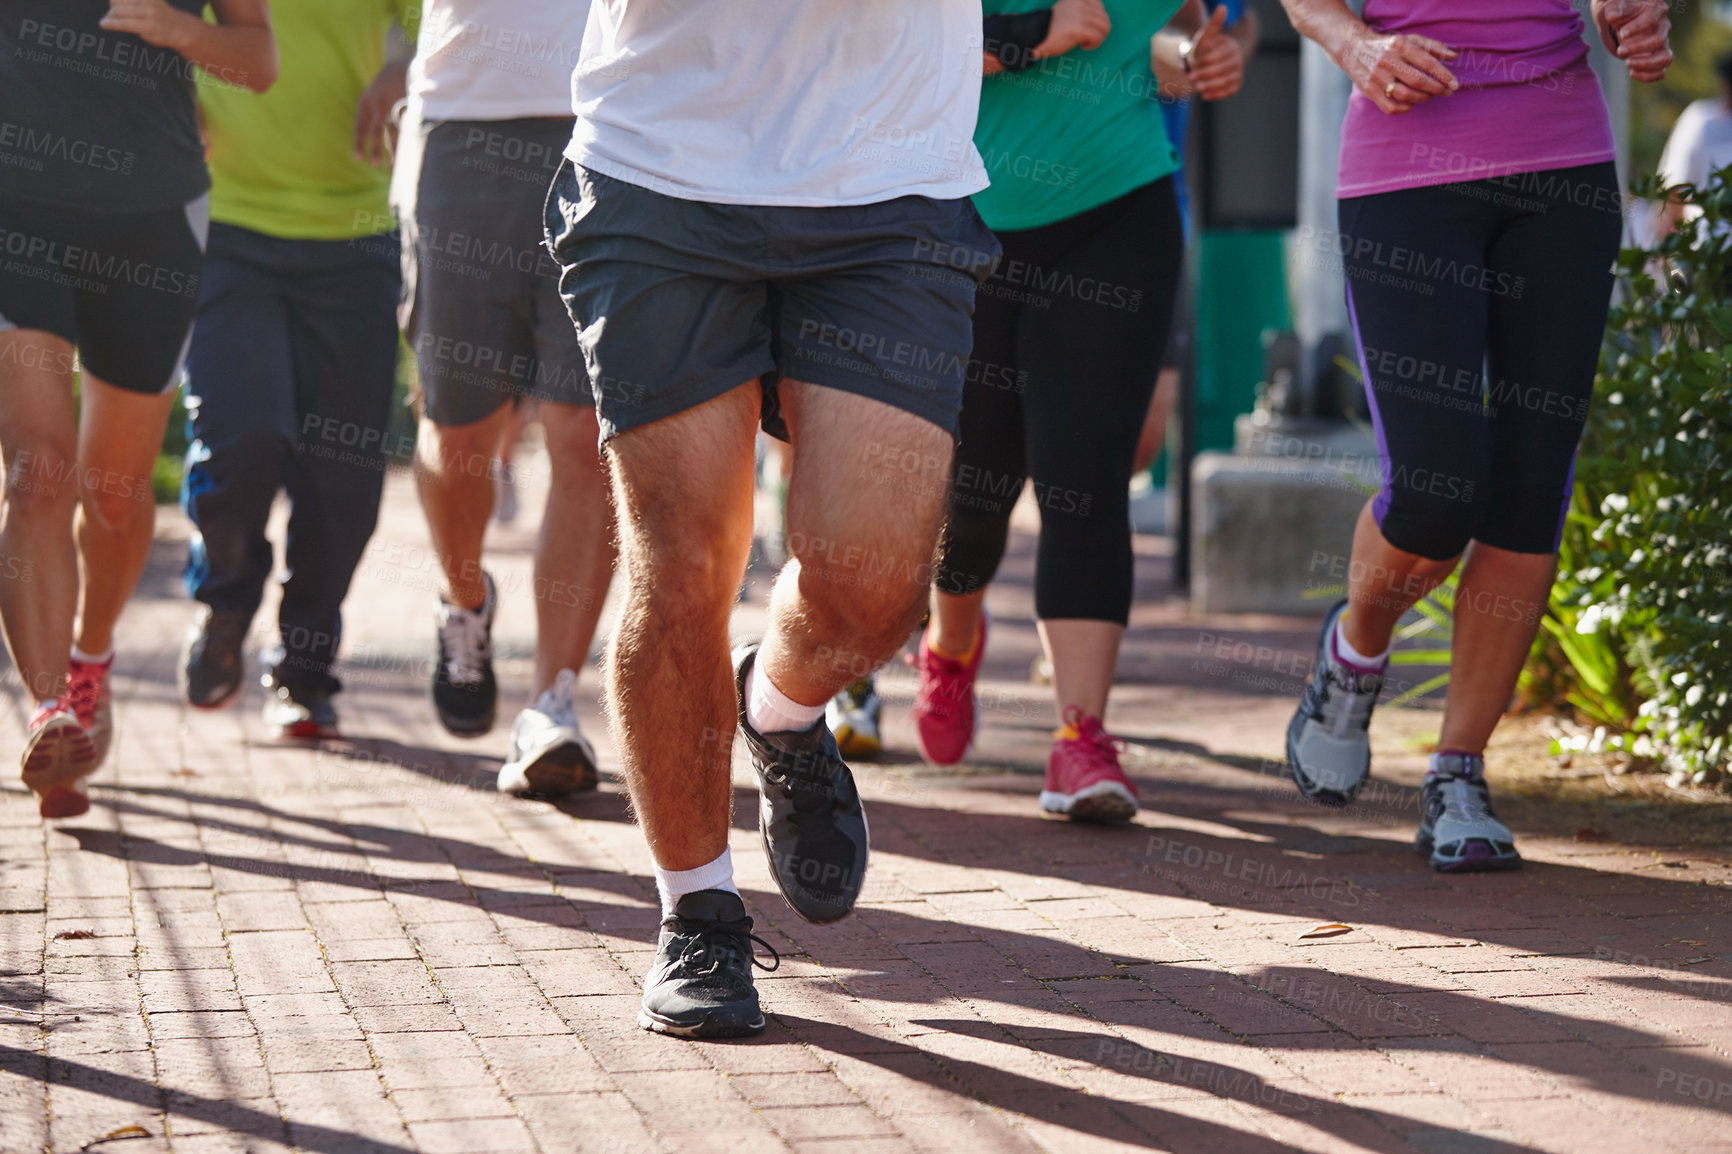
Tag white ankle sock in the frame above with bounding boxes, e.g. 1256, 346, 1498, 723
653, 848, 737, 916
746, 661, 824, 735
1332, 617, 1389, 670
70, 644, 113, 665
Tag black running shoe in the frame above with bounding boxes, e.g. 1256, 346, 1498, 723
432, 572, 498, 737
261, 667, 340, 740
181, 606, 252, 710
733, 643, 869, 924
638, 889, 778, 1038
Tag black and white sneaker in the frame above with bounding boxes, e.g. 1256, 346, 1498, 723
1287, 599, 1383, 805
432, 572, 498, 737
1418, 754, 1521, 873
638, 889, 778, 1038
261, 666, 340, 740
734, 644, 869, 924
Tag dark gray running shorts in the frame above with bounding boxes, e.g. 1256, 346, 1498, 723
400, 118, 591, 426
543, 161, 1001, 442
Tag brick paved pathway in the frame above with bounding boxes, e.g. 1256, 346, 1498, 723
4, 460, 1731, 1154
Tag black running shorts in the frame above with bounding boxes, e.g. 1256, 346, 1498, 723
0, 194, 209, 394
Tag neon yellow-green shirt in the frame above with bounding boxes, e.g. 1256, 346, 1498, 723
197, 0, 417, 240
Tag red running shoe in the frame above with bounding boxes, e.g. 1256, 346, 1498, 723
21, 698, 96, 819
67, 652, 114, 766
910, 615, 987, 766
1040, 707, 1138, 823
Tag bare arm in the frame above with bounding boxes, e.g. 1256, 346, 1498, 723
1280, 0, 1456, 115
981, 0, 1111, 76
1591, 0, 1671, 83
1153, 0, 1251, 101
100, 0, 277, 94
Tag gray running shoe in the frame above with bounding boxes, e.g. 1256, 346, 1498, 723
638, 889, 778, 1038
1287, 599, 1383, 805
497, 668, 598, 798
1418, 753, 1521, 872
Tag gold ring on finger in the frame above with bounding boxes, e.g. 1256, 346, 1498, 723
1385, 80, 1398, 98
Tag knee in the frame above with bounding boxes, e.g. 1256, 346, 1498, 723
623, 526, 750, 617
81, 471, 155, 534
3, 444, 80, 520
791, 544, 929, 653
1379, 480, 1486, 562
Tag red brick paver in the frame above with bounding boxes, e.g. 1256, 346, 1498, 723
3, 461, 1731, 1153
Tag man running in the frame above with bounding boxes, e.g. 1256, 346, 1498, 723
396, 0, 617, 797
545, 1, 996, 1036
179, 0, 416, 739
0, 0, 275, 818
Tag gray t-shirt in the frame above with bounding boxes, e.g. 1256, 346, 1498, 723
0, 0, 210, 212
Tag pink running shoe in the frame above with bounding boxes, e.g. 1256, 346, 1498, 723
1040, 707, 1138, 823
910, 615, 987, 766
21, 698, 96, 819
67, 653, 114, 766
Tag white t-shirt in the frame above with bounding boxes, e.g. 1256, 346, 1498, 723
409, 0, 588, 121
565, 0, 990, 207
1658, 97, 1732, 234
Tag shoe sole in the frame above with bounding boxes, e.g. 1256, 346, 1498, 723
637, 1008, 765, 1038
185, 681, 243, 712
1416, 833, 1522, 873
1040, 783, 1138, 824
434, 703, 496, 738
498, 739, 599, 798
275, 720, 339, 742
22, 719, 97, 818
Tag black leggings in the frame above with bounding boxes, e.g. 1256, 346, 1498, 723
937, 179, 1183, 625
1339, 162, 1622, 560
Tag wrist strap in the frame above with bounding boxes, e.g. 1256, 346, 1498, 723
984, 11, 1053, 73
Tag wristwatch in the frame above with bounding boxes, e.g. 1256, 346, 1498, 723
1179, 35, 1197, 74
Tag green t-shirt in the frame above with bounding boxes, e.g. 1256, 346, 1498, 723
974, 0, 1183, 231
197, 0, 416, 240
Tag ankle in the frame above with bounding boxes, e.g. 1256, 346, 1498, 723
745, 658, 824, 735
653, 848, 738, 917
928, 618, 980, 662
71, 643, 114, 666
1332, 615, 1389, 671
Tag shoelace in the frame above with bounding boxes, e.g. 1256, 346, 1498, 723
911, 647, 969, 716
1058, 706, 1122, 779
1319, 664, 1382, 739
1425, 772, 1497, 827
668, 918, 782, 976
437, 602, 491, 686
30, 696, 74, 730
66, 664, 104, 728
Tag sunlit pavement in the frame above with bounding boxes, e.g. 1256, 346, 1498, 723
4, 453, 1730, 1154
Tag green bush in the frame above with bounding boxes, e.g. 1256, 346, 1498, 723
1536, 169, 1732, 782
